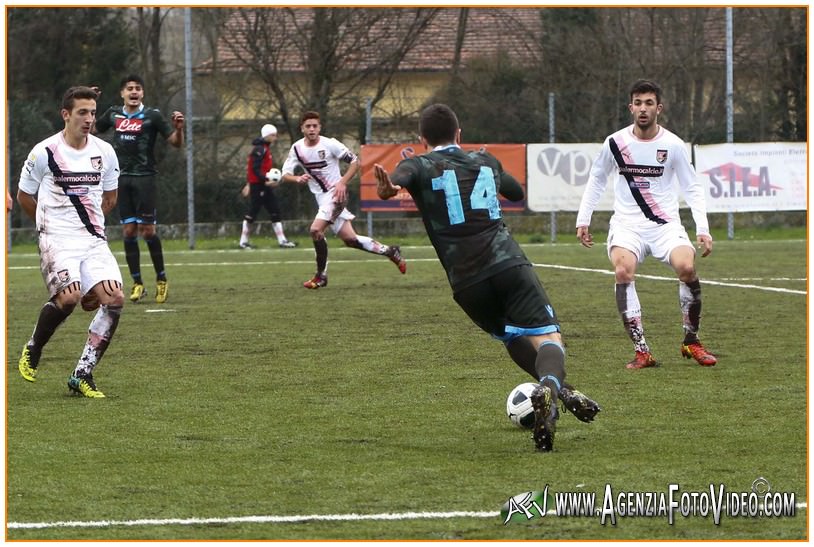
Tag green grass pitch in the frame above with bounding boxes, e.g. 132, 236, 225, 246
5, 232, 807, 540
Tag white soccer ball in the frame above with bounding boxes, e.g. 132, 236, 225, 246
506, 382, 538, 429
265, 168, 282, 186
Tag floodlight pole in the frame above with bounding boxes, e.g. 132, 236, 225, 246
548, 92, 556, 243
726, 7, 734, 240
184, 7, 196, 249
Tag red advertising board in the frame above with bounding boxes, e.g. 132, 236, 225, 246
359, 143, 527, 212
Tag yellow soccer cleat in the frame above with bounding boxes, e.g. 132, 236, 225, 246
155, 280, 169, 303
67, 374, 105, 398
130, 283, 146, 303
18, 345, 39, 382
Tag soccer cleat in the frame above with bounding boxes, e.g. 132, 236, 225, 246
239, 242, 253, 249
129, 283, 146, 303
155, 280, 169, 303
386, 245, 407, 274
18, 345, 40, 382
531, 384, 559, 452
558, 386, 601, 423
67, 374, 105, 398
303, 273, 328, 289
279, 240, 297, 248
681, 342, 717, 366
625, 351, 657, 370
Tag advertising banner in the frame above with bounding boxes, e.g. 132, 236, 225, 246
694, 143, 807, 212
526, 143, 606, 212
359, 143, 527, 212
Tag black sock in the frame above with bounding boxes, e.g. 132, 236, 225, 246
124, 237, 142, 284
30, 301, 71, 354
314, 238, 328, 274
145, 235, 166, 281
535, 341, 566, 394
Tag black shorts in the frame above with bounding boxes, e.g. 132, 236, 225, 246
118, 174, 157, 225
452, 264, 560, 341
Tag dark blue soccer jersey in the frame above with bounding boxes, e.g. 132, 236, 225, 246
390, 146, 527, 291
95, 105, 173, 176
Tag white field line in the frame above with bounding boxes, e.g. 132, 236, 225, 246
8, 511, 498, 530
8, 503, 808, 530
529, 263, 807, 295
8, 254, 805, 295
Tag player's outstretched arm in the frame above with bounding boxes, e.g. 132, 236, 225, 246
374, 164, 401, 200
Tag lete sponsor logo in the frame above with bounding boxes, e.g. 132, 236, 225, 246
115, 118, 143, 133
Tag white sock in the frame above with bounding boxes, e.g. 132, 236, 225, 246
355, 235, 386, 254
273, 222, 287, 244
240, 220, 251, 245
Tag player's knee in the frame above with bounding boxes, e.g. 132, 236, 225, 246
310, 228, 325, 241
614, 266, 635, 283
55, 287, 81, 313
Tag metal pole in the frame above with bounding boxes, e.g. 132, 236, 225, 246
726, 7, 734, 240
366, 98, 373, 238
184, 8, 196, 249
548, 92, 556, 243
7, 100, 12, 253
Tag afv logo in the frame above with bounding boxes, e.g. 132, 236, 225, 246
501, 488, 552, 524
536, 147, 594, 187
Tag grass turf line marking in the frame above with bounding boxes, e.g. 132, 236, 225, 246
531, 263, 806, 295
7, 511, 499, 530
9, 258, 803, 295
9, 503, 807, 530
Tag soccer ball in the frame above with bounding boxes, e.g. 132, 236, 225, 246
506, 382, 538, 429
265, 168, 282, 186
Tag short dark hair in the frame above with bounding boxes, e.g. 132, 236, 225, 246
119, 74, 145, 90
419, 103, 459, 146
300, 110, 320, 125
630, 79, 662, 104
61, 86, 98, 112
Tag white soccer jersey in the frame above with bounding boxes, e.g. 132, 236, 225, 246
282, 136, 358, 195
18, 132, 119, 241
576, 125, 710, 236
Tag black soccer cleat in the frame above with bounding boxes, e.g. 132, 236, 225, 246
558, 386, 601, 423
531, 384, 559, 452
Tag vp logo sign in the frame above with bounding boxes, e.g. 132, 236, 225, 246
536, 146, 594, 187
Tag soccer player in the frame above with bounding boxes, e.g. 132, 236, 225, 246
576, 79, 716, 369
281, 111, 406, 289
94, 74, 184, 304
17, 86, 124, 398
239, 123, 296, 249
373, 103, 600, 452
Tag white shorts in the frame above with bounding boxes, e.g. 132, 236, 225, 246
39, 233, 123, 299
314, 188, 355, 234
607, 218, 694, 265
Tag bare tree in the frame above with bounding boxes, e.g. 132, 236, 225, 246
217, 7, 439, 140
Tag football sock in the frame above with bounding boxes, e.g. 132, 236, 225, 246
75, 304, 122, 377
145, 235, 166, 281
679, 279, 703, 344
505, 337, 538, 379
272, 222, 287, 244
123, 236, 141, 283
534, 340, 566, 391
616, 282, 649, 353
313, 237, 328, 274
240, 219, 252, 245
345, 235, 387, 255
29, 301, 71, 352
